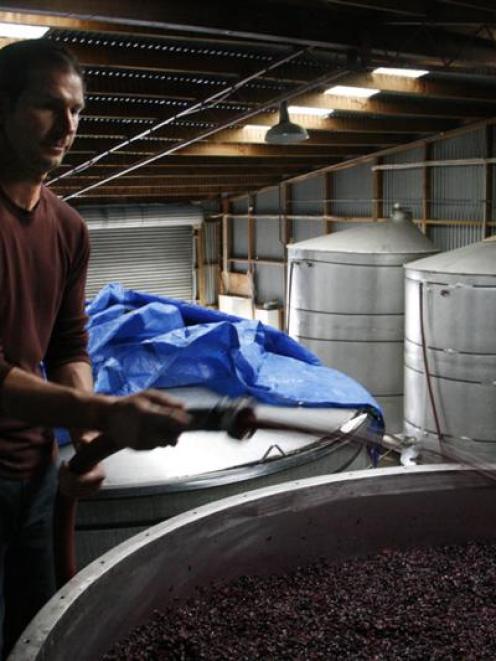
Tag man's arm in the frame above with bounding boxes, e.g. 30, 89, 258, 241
49, 361, 106, 498
0, 367, 190, 449
1, 365, 111, 431
47, 360, 98, 445
47, 360, 94, 394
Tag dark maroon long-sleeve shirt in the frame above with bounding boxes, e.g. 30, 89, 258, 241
0, 185, 91, 479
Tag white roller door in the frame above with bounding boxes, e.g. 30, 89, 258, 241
79, 204, 202, 301
86, 225, 194, 299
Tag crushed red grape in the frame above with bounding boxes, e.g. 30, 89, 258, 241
102, 540, 496, 660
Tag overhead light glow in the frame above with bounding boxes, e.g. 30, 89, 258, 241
325, 85, 379, 98
373, 67, 429, 78
243, 124, 268, 131
288, 105, 334, 117
0, 22, 49, 39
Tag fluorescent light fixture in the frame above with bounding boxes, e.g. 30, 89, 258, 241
325, 85, 379, 98
288, 105, 334, 117
373, 67, 429, 78
0, 22, 49, 39
243, 124, 268, 131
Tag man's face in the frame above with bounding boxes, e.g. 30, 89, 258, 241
1, 66, 84, 179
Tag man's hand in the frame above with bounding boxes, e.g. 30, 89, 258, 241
104, 389, 191, 451
58, 460, 106, 499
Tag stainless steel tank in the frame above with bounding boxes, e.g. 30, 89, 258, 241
404, 238, 496, 460
287, 205, 437, 434
59, 387, 378, 568
10, 465, 496, 661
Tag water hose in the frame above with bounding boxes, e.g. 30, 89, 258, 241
53, 399, 256, 587
53, 434, 118, 588
53, 399, 377, 587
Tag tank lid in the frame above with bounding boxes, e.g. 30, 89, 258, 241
288, 206, 435, 255
405, 240, 496, 275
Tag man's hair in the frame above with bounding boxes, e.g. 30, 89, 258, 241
0, 39, 84, 104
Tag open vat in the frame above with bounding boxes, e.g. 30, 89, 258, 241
10, 465, 496, 660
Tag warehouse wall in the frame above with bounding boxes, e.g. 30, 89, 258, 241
214, 121, 495, 310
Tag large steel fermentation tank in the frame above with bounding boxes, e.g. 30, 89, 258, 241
404, 238, 496, 460
59, 387, 378, 568
287, 206, 437, 434
10, 465, 496, 661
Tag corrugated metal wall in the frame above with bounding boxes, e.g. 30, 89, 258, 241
254, 188, 286, 304
427, 224, 484, 250
202, 220, 220, 305
428, 131, 486, 249
332, 163, 372, 217
255, 267, 285, 304
430, 132, 485, 223
430, 129, 487, 159
292, 177, 326, 243
430, 166, 484, 222
383, 147, 424, 219
232, 216, 248, 258
220, 124, 494, 304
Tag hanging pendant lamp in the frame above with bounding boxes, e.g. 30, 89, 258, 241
265, 100, 309, 144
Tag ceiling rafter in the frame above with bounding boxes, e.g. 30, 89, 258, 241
50, 53, 357, 199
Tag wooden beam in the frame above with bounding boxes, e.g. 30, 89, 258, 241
60, 175, 280, 187
222, 196, 231, 274
57, 184, 264, 196
372, 157, 383, 221
422, 142, 431, 236
0, 9, 142, 33
243, 114, 460, 133
373, 157, 496, 170
293, 91, 496, 119
211, 213, 493, 228
195, 227, 206, 305
324, 172, 333, 233
71, 192, 228, 201
227, 258, 285, 266
247, 193, 255, 272
70, 138, 378, 158
75, 128, 412, 147
340, 72, 496, 104
281, 183, 292, 246
59, 164, 320, 175
60, 154, 339, 168
281, 182, 292, 327
202, 128, 412, 147
483, 125, 493, 239
177, 143, 373, 157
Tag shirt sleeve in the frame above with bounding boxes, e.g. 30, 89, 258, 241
44, 220, 91, 373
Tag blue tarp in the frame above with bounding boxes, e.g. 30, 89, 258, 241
85, 283, 383, 423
